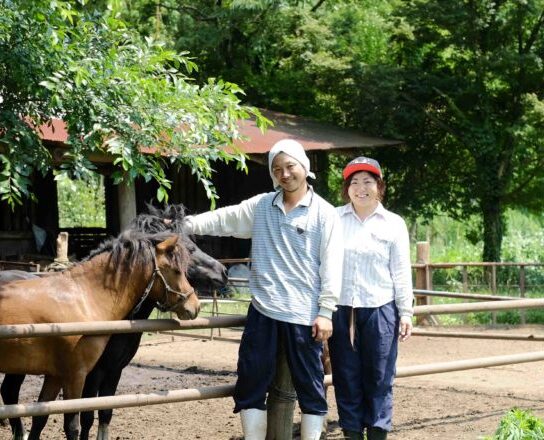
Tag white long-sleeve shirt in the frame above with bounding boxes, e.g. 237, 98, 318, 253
185, 190, 343, 324
336, 202, 413, 317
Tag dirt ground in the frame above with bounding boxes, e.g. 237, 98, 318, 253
1, 325, 544, 440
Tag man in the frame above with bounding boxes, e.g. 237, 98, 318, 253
184, 139, 343, 440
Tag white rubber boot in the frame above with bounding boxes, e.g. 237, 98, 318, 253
300, 413, 325, 440
240, 408, 267, 440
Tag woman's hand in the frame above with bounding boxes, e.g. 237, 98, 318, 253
399, 316, 413, 342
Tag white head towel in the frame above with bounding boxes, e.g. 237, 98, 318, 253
268, 139, 315, 189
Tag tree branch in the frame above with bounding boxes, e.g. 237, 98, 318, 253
311, 0, 326, 12
504, 154, 544, 198
522, 9, 544, 54
158, 2, 219, 23
400, 92, 467, 145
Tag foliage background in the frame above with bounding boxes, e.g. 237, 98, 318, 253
3, 0, 543, 263
57, 174, 106, 228
111, 0, 544, 262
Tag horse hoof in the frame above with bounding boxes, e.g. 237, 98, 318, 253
96, 424, 109, 440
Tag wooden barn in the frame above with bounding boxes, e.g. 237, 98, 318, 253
0, 109, 401, 264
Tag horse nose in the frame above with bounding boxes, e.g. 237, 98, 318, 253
190, 296, 201, 319
188, 305, 200, 320
221, 267, 228, 283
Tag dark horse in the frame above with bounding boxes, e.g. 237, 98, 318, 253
1, 205, 227, 440
0, 230, 199, 440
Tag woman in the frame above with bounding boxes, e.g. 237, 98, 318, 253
329, 156, 413, 440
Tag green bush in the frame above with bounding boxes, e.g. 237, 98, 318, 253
412, 209, 544, 325
483, 408, 544, 440
57, 173, 106, 228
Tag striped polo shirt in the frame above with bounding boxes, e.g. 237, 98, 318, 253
185, 189, 343, 325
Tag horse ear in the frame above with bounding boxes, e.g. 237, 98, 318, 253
156, 235, 178, 253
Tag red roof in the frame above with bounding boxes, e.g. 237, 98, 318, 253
37, 119, 68, 142
234, 109, 401, 153
37, 110, 401, 154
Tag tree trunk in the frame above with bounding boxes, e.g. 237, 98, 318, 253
481, 196, 504, 262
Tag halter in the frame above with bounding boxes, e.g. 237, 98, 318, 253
132, 252, 195, 316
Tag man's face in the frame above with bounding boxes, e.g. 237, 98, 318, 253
271, 152, 307, 193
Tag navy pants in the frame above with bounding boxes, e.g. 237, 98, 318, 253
233, 304, 327, 415
328, 302, 399, 432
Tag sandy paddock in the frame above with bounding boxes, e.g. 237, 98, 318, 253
1, 325, 544, 439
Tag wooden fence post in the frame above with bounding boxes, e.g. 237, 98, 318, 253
491, 264, 497, 325
46, 232, 73, 272
415, 241, 432, 326
462, 265, 468, 293
55, 231, 69, 263
266, 337, 296, 439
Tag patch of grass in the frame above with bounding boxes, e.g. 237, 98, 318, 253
199, 295, 250, 317
481, 408, 544, 440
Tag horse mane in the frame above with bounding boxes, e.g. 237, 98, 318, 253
86, 230, 189, 289
82, 204, 191, 288
86, 203, 189, 261
128, 203, 187, 235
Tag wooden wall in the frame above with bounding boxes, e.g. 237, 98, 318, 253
134, 158, 271, 260
0, 171, 59, 259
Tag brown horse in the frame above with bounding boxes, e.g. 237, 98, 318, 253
0, 231, 199, 440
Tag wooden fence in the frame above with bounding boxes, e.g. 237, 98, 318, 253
2, 297, 544, 420
413, 241, 544, 324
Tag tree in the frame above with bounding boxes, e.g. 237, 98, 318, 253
101, 0, 544, 261
113, 0, 393, 118
0, 0, 268, 209
348, 0, 544, 261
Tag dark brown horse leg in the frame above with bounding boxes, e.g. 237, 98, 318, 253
95, 368, 123, 440
28, 375, 61, 440
79, 367, 106, 440
1, 374, 26, 439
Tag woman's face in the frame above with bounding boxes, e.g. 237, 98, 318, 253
347, 171, 379, 209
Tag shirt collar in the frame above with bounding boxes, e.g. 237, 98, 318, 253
339, 202, 386, 219
272, 185, 314, 208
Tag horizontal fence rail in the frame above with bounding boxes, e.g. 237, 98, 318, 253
395, 351, 544, 378
414, 298, 544, 315
0, 316, 246, 339
2, 351, 544, 419
423, 262, 544, 268
413, 289, 515, 301
2, 298, 544, 339
412, 329, 544, 341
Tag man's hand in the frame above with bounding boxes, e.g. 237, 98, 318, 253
312, 316, 333, 341
399, 316, 413, 342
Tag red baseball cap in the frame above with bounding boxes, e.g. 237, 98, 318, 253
342, 156, 382, 180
